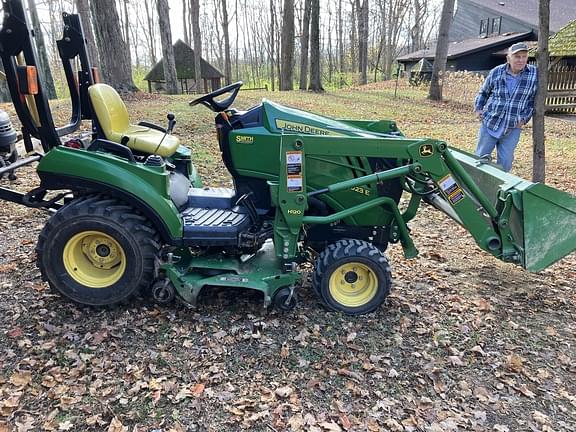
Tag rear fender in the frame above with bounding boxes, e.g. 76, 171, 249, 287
37, 147, 183, 243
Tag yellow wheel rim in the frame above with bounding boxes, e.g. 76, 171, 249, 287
63, 231, 126, 288
328, 262, 378, 307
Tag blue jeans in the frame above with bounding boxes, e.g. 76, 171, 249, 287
475, 124, 522, 172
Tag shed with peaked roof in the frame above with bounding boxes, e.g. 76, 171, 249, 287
144, 39, 223, 94
397, 31, 534, 76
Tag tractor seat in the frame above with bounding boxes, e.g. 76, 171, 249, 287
88, 83, 180, 157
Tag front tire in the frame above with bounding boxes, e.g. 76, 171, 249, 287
36, 195, 160, 306
313, 239, 391, 315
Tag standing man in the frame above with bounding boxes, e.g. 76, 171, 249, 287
474, 42, 538, 172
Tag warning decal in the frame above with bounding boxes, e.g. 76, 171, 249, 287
438, 175, 465, 205
286, 151, 303, 192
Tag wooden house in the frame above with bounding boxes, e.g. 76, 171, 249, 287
397, 0, 576, 76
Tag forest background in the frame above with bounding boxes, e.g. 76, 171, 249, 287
19, 0, 442, 97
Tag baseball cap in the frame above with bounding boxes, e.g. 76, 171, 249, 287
509, 42, 529, 54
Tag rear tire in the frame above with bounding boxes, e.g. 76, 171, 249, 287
36, 195, 160, 306
313, 239, 391, 315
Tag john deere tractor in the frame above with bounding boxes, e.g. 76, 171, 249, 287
0, 0, 574, 315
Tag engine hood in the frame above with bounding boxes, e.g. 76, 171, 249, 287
260, 99, 397, 138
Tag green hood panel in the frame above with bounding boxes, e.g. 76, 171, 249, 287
261, 100, 400, 137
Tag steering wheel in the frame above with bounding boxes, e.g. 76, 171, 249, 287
189, 81, 243, 112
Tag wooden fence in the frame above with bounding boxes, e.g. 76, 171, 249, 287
546, 64, 576, 114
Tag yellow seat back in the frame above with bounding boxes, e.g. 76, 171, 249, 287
88, 83, 180, 157
88, 83, 130, 141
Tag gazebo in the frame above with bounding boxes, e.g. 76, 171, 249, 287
144, 40, 224, 94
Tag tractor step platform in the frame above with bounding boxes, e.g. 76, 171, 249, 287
182, 206, 250, 246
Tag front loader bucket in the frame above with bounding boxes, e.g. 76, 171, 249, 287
451, 149, 576, 272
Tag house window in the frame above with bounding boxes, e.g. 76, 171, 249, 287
491, 16, 502, 35
480, 19, 489, 37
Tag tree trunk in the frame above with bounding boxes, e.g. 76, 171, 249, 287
358, 0, 368, 84
308, 0, 323, 92
75, 0, 100, 68
144, 0, 157, 65
222, 0, 232, 85
182, 0, 189, 45
27, 0, 57, 99
157, 0, 179, 94
428, 0, 455, 101
299, 0, 312, 90
280, 0, 294, 90
411, 0, 425, 52
122, 0, 133, 68
190, 0, 203, 92
350, 1, 357, 73
533, 0, 549, 183
90, 0, 138, 91
337, 0, 345, 86
270, 0, 276, 91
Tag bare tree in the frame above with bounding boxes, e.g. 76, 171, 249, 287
357, 0, 368, 84
533, 0, 550, 183
269, 0, 276, 90
90, 0, 138, 91
27, 0, 56, 99
337, 0, 345, 86
75, 0, 99, 68
157, 0, 179, 94
411, 0, 426, 52
428, 0, 455, 101
349, 0, 357, 73
190, 0, 203, 92
308, 0, 323, 91
221, 0, 232, 85
144, 0, 158, 65
121, 0, 133, 69
182, 0, 189, 45
299, 0, 311, 90
280, 0, 294, 90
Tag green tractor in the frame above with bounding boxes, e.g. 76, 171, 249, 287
0, 0, 574, 315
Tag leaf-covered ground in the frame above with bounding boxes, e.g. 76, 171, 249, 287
0, 84, 575, 432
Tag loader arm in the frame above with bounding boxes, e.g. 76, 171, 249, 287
270, 134, 576, 271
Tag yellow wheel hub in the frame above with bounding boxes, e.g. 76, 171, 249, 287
63, 231, 126, 288
328, 262, 378, 307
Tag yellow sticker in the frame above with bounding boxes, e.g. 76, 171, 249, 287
235, 135, 254, 144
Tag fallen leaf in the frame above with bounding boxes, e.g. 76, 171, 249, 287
516, 384, 535, 398
107, 417, 127, 432
320, 421, 342, 431
192, 383, 205, 396
58, 421, 74, 431
448, 356, 466, 366
275, 386, 293, 398
7, 327, 23, 338
339, 414, 351, 430
505, 354, 524, 373
10, 371, 32, 387
532, 410, 549, 425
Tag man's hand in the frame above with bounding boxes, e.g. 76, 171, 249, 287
517, 120, 526, 128
475, 110, 483, 121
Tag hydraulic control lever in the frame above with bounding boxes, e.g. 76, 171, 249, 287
166, 113, 176, 134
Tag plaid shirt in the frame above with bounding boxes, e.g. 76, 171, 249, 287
474, 63, 538, 133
